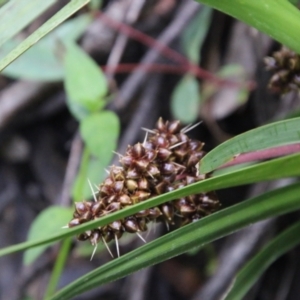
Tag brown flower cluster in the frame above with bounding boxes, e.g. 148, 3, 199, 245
68, 118, 219, 251
264, 47, 300, 93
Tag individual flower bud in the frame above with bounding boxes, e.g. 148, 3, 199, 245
126, 179, 138, 191
120, 155, 133, 168
135, 209, 150, 218
69, 218, 81, 227
138, 178, 150, 190
168, 120, 181, 134
160, 204, 174, 224
132, 143, 146, 158
119, 194, 132, 205
157, 148, 172, 161
113, 180, 124, 193
161, 162, 175, 175
137, 218, 147, 231
124, 218, 139, 233
109, 220, 122, 232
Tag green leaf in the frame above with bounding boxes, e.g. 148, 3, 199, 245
196, 0, 300, 54
0, 0, 89, 72
80, 111, 119, 160
1, 152, 300, 259
0, 14, 92, 81
0, 0, 56, 48
224, 220, 300, 300
182, 5, 212, 64
51, 183, 300, 299
171, 75, 200, 124
23, 206, 72, 265
64, 41, 108, 119
200, 117, 300, 173
72, 148, 108, 202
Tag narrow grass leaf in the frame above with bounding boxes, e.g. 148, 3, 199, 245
51, 183, 300, 299
200, 117, 300, 173
0, 0, 89, 72
0, 0, 56, 48
196, 0, 300, 54
0, 14, 91, 81
1, 153, 300, 259
224, 220, 300, 300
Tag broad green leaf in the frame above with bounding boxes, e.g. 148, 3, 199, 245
64, 41, 108, 119
51, 183, 300, 299
224, 220, 300, 300
80, 111, 119, 160
196, 0, 300, 54
0, 14, 92, 81
0, 0, 89, 72
23, 206, 72, 265
171, 75, 200, 124
72, 148, 108, 202
0, 0, 56, 48
182, 5, 212, 64
1, 152, 300, 258
200, 117, 300, 173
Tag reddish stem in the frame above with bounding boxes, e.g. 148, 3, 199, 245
96, 11, 255, 90
219, 143, 300, 169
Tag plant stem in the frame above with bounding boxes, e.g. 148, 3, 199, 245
44, 238, 72, 299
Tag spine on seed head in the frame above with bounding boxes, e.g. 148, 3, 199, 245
68, 118, 220, 247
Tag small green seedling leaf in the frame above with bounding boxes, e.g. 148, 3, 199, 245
171, 75, 200, 124
80, 111, 120, 160
72, 148, 109, 202
64, 41, 108, 119
24, 206, 73, 265
0, 14, 92, 81
182, 5, 212, 64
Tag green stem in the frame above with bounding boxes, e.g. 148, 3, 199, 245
196, 0, 300, 54
44, 238, 72, 299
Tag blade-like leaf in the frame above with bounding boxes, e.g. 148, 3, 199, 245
0, 152, 300, 258
23, 206, 73, 265
200, 117, 300, 173
224, 220, 300, 300
0, 0, 90, 72
51, 183, 300, 299
0, 14, 91, 81
196, 0, 300, 54
0, 0, 56, 48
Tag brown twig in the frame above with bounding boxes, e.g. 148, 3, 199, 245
96, 9, 254, 90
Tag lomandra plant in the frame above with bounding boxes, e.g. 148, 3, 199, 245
0, 1, 300, 300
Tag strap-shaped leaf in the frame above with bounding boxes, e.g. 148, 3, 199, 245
0, 0, 56, 48
0, 0, 89, 72
200, 117, 300, 173
51, 182, 300, 299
